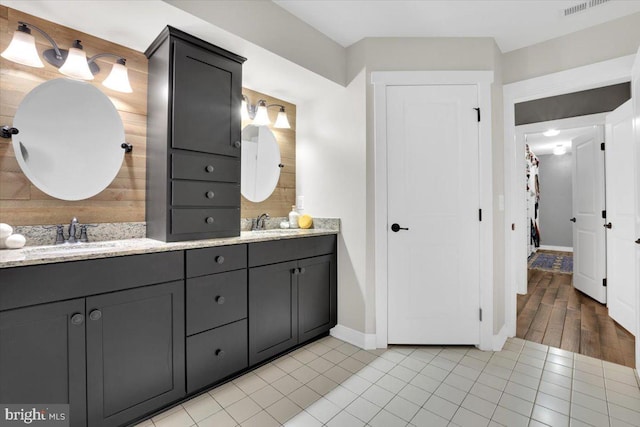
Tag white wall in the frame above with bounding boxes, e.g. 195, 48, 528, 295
503, 12, 640, 84
296, 72, 368, 333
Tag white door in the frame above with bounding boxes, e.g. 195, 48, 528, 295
572, 127, 606, 303
605, 101, 636, 335
632, 47, 640, 368
387, 85, 480, 344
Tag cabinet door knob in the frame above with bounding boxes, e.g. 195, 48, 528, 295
70, 313, 84, 325
232, 141, 241, 149
299, 267, 306, 274
205, 217, 215, 224
292, 268, 299, 275
215, 349, 226, 358
205, 165, 215, 173
215, 255, 225, 264
215, 296, 226, 305
206, 191, 215, 199
89, 310, 102, 321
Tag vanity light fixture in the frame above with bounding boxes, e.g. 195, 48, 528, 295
543, 129, 560, 137
241, 95, 291, 129
1, 21, 134, 93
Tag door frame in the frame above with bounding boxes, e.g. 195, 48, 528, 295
371, 71, 495, 350
503, 55, 636, 339
515, 113, 608, 294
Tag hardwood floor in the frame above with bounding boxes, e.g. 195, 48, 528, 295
517, 268, 636, 368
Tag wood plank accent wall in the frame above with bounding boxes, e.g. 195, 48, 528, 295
241, 88, 296, 219
0, 7, 297, 226
0, 6, 147, 226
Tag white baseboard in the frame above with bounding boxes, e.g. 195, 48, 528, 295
539, 245, 573, 252
492, 324, 509, 351
330, 324, 377, 350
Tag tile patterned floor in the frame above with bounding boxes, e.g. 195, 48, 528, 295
136, 336, 640, 427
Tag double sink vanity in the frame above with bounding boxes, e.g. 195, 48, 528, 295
0, 230, 338, 427
0, 20, 338, 427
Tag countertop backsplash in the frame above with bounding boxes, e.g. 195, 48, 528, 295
11, 218, 340, 247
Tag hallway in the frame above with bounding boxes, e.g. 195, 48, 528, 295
517, 267, 636, 368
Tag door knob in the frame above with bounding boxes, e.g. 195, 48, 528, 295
70, 313, 84, 326
569, 217, 576, 223
391, 223, 409, 232
635, 238, 640, 244
604, 222, 612, 229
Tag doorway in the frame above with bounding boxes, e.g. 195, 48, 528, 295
515, 119, 636, 367
504, 55, 640, 364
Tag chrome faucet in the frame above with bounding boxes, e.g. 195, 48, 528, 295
254, 213, 270, 230
68, 217, 78, 243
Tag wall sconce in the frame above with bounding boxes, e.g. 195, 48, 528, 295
241, 95, 291, 129
1, 22, 133, 93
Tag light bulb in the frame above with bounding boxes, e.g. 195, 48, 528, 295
253, 102, 270, 126
1, 25, 44, 68
543, 129, 560, 137
241, 99, 250, 120
59, 40, 94, 80
102, 59, 132, 93
274, 109, 290, 129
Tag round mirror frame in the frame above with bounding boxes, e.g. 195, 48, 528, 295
240, 124, 281, 203
12, 78, 125, 201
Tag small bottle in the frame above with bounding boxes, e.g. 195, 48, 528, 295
288, 205, 300, 229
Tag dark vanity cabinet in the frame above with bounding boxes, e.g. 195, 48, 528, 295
185, 245, 249, 393
0, 234, 337, 426
145, 26, 246, 242
0, 252, 185, 427
0, 299, 87, 427
248, 236, 337, 365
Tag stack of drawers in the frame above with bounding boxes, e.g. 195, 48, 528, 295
170, 151, 240, 236
185, 244, 248, 393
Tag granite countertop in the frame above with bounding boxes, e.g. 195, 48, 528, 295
0, 229, 339, 269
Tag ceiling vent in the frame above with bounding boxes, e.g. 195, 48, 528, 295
564, 0, 610, 16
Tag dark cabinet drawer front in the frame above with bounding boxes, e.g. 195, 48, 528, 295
187, 319, 248, 393
187, 244, 247, 278
187, 270, 247, 335
172, 151, 239, 182
172, 180, 239, 207
249, 235, 336, 267
171, 208, 239, 235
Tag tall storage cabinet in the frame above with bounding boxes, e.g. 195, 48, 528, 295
145, 26, 246, 242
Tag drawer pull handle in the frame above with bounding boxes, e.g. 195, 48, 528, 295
205, 165, 215, 173
215, 349, 226, 359
206, 191, 215, 199
71, 313, 84, 325
89, 310, 102, 321
215, 296, 225, 305
205, 217, 215, 224
232, 140, 241, 149
215, 255, 225, 264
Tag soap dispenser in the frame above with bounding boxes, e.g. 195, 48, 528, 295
288, 205, 300, 229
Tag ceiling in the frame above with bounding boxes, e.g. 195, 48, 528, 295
525, 126, 595, 155
274, 0, 640, 52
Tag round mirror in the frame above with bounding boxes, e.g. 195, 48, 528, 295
241, 125, 281, 202
12, 78, 125, 201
